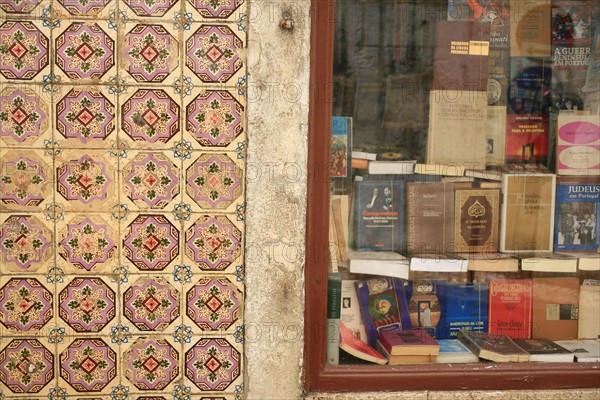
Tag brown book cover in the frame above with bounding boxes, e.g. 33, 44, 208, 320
454, 188, 501, 252
500, 173, 556, 253
433, 20, 490, 91
407, 182, 455, 254
510, 0, 552, 57
532, 277, 579, 340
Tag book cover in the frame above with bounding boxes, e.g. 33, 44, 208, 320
409, 253, 468, 273
340, 280, 368, 343
406, 182, 455, 254
513, 338, 575, 362
583, 16, 600, 112
510, 0, 552, 57
554, 176, 600, 252
488, 279, 533, 339
578, 281, 600, 339
454, 188, 501, 252
379, 329, 440, 356
347, 251, 410, 280
508, 57, 552, 115
355, 277, 412, 348
462, 252, 519, 272
505, 114, 550, 164
436, 339, 479, 363
532, 277, 580, 340
355, 181, 403, 252
376, 341, 437, 365
326, 272, 342, 364
500, 173, 556, 253
330, 117, 352, 195
556, 114, 600, 175
437, 282, 489, 339
383, 73, 426, 130
554, 339, 600, 361
339, 321, 387, 365
404, 280, 443, 338
486, 106, 508, 165
457, 330, 531, 362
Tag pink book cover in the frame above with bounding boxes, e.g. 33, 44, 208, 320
379, 329, 437, 353
339, 322, 387, 364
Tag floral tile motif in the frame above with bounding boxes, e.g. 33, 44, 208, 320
55, 151, 117, 211
0, 339, 54, 393
123, 214, 179, 271
0, 277, 53, 333
185, 90, 244, 148
122, 0, 179, 18
123, 24, 179, 84
122, 151, 180, 210
184, 215, 241, 271
55, 86, 116, 147
187, 0, 244, 19
0, 85, 50, 147
0, 151, 52, 211
0, 215, 53, 272
0, 20, 49, 80
0, 0, 42, 14
185, 24, 243, 84
186, 276, 241, 331
185, 153, 243, 210
55, 22, 115, 82
185, 337, 240, 391
121, 88, 181, 146
59, 338, 117, 392
56, 0, 114, 17
123, 276, 180, 331
58, 276, 116, 333
123, 337, 179, 391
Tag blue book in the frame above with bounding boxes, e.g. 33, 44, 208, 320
355, 181, 403, 252
330, 117, 352, 195
437, 282, 489, 339
403, 280, 445, 339
554, 177, 600, 252
436, 339, 479, 363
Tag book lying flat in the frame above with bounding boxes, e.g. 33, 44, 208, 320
461, 253, 519, 272
554, 340, 600, 363
409, 253, 468, 272
379, 329, 440, 356
414, 163, 465, 177
513, 338, 574, 362
376, 341, 437, 365
436, 339, 479, 364
347, 251, 409, 279
457, 330, 531, 362
338, 321, 387, 365
368, 160, 417, 175
519, 252, 578, 273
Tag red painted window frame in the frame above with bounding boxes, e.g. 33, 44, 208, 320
303, 0, 600, 393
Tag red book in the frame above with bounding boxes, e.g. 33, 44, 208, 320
379, 329, 440, 356
339, 322, 387, 365
506, 114, 549, 164
488, 279, 533, 339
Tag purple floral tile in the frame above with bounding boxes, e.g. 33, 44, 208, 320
58, 276, 116, 333
0, 149, 53, 212
0, 20, 50, 81
122, 23, 179, 85
0, 0, 43, 14
121, 151, 181, 210
56, 0, 114, 17
184, 214, 242, 272
0, 277, 53, 333
54, 21, 115, 83
122, 214, 180, 271
59, 337, 117, 392
122, 275, 180, 332
184, 24, 244, 85
184, 337, 240, 391
0, 214, 53, 273
0, 339, 54, 394
185, 276, 242, 331
121, 0, 180, 18
123, 337, 179, 391
186, 0, 244, 20
0, 84, 51, 147
185, 90, 245, 149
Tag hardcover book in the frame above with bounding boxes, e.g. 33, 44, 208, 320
532, 277, 580, 340
436, 339, 479, 363
505, 114, 550, 164
457, 330, 531, 362
488, 279, 533, 339
437, 282, 489, 339
513, 338, 575, 362
554, 339, 600, 362
355, 277, 412, 348
330, 117, 352, 195
376, 342, 437, 365
404, 280, 443, 338
454, 188, 501, 252
510, 0, 552, 57
500, 173, 556, 253
556, 114, 600, 175
578, 281, 600, 339
379, 329, 440, 356
354, 181, 403, 252
554, 176, 600, 252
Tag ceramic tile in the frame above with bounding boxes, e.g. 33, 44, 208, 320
119, 0, 184, 23
182, 88, 246, 152
184, 0, 246, 24
0, 0, 52, 19
118, 85, 184, 151
183, 23, 246, 88
52, 20, 118, 85
0, 19, 52, 84
182, 152, 244, 214
51, 84, 118, 149
0, 83, 53, 148
53, 0, 117, 20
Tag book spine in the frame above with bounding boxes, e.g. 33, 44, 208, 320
326, 273, 342, 365
456, 330, 481, 358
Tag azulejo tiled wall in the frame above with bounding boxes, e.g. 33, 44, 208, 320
0, 0, 247, 398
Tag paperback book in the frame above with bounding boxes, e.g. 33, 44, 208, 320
554, 339, 600, 362
436, 339, 479, 363
341, 280, 368, 344
513, 338, 574, 362
355, 277, 412, 348
330, 117, 352, 195
578, 280, 600, 340
510, 0, 552, 57
532, 277, 580, 340
505, 114, 550, 164
378, 329, 440, 359
339, 321, 387, 365
404, 280, 443, 338
556, 114, 600, 176
457, 330, 531, 362
437, 282, 489, 339
488, 279, 533, 339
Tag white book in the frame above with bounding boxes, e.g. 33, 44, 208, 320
554, 340, 600, 362
367, 160, 416, 175
409, 253, 468, 272
352, 151, 377, 161
519, 253, 578, 273
347, 251, 409, 279
340, 280, 367, 344
436, 339, 479, 364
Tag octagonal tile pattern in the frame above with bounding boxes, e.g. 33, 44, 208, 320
0, 5, 247, 399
